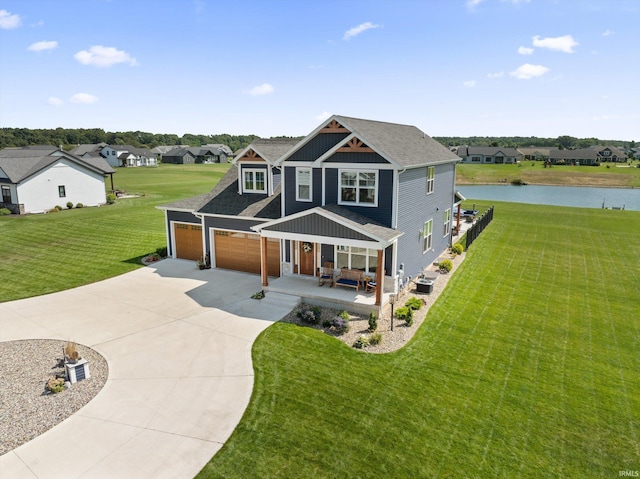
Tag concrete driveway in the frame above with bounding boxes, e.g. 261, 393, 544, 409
0, 260, 297, 479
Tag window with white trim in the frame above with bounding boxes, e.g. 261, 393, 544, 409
335, 245, 378, 273
243, 169, 266, 193
427, 166, 435, 194
296, 168, 312, 201
443, 208, 451, 236
423, 219, 433, 253
339, 170, 377, 206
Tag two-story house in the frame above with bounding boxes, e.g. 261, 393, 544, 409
158, 115, 460, 307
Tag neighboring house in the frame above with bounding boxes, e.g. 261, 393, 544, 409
162, 147, 197, 164
162, 145, 233, 164
158, 115, 460, 307
0, 148, 114, 214
457, 146, 522, 164
71, 143, 119, 168
588, 145, 628, 163
518, 147, 551, 161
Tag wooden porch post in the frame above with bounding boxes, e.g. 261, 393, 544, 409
375, 249, 383, 306
456, 206, 461, 235
261, 236, 268, 287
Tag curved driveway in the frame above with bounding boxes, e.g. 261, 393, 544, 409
0, 260, 296, 479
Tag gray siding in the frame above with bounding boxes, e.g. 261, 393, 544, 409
324, 168, 394, 227
288, 133, 349, 161
167, 210, 201, 256
272, 170, 281, 190
284, 167, 323, 215
396, 163, 456, 279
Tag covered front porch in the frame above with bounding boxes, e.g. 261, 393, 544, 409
265, 274, 394, 316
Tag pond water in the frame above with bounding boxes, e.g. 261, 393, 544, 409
457, 185, 640, 211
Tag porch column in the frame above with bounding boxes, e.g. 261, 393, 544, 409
261, 236, 268, 287
456, 206, 461, 235
375, 249, 383, 306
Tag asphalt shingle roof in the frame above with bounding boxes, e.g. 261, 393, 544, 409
0, 150, 114, 183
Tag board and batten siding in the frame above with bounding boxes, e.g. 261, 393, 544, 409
396, 163, 455, 280
287, 133, 349, 161
284, 166, 323, 215
324, 168, 394, 227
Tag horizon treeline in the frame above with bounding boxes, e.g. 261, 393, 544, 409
0, 127, 635, 152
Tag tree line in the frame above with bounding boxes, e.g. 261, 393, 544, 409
0, 127, 634, 152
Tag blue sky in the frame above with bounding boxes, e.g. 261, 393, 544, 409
1, 0, 638, 141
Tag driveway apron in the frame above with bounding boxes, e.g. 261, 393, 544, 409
0, 260, 294, 479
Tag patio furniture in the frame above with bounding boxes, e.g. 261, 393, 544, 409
318, 262, 334, 286
365, 279, 377, 294
334, 268, 363, 292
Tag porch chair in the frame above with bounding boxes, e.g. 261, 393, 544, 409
318, 262, 334, 286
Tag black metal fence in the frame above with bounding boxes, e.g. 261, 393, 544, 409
465, 205, 494, 250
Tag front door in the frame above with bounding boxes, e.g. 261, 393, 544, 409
299, 241, 315, 276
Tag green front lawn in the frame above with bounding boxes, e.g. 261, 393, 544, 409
198, 202, 640, 478
0, 164, 229, 302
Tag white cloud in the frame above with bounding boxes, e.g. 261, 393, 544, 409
74, 45, 138, 67
0, 9, 21, 29
70, 93, 98, 104
31, 20, 44, 27
27, 40, 58, 52
315, 111, 331, 122
463, 80, 477, 88
47, 97, 63, 106
343, 22, 381, 40
466, 0, 485, 8
506, 0, 531, 3
510, 64, 549, 79
487, 71, 504, 79
532, 35, 578, 53
247, 83, 275, 96
602, 29, 614, 36
518, 46, 534, 55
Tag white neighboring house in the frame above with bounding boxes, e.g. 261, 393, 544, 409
0, 148, 114, 214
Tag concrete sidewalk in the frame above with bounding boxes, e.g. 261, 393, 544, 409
0, 260, 297, 479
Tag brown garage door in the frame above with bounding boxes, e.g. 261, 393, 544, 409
214, 230, 280, 277
174, 223, 203, 261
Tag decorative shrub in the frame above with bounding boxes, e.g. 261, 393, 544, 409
395, 306, 413, 321
251, 290, 265, 300
298, 306, 322, 325
405, 297, 423, 311
47, 377, 65, 394
0, 208, 11, 216
155, 246, 168, 257
338, 310, 350, 320
439, 259, 453, 273
48, 207, 59, 213
353, 336, 369, 349
451, 243, 464, 255
106, 193, 117, 204
66, 201, 74, 209
76, 202, 84, 208
405, 314, 414, 327
368, 311, 378, 332
64, 341, 80, 362
369, 332, 383, 345
331, 316, 350, 334
321, 318, 332, 328
55, 205, 63, 211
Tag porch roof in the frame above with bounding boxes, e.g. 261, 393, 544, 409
252, 204, 403, 248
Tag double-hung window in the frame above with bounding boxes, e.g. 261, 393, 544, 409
296, 168, 312, 201
423, 219, 433, 253
335, 246, 378, 273
443, 208, 451, 236
243, 169, 266, 193
339, 170, 377, 206
426, 166, 435, 194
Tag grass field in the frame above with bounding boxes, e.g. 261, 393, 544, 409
0, 164, 229, 302
197, 201, 640, 478
457, 162, 640, 187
